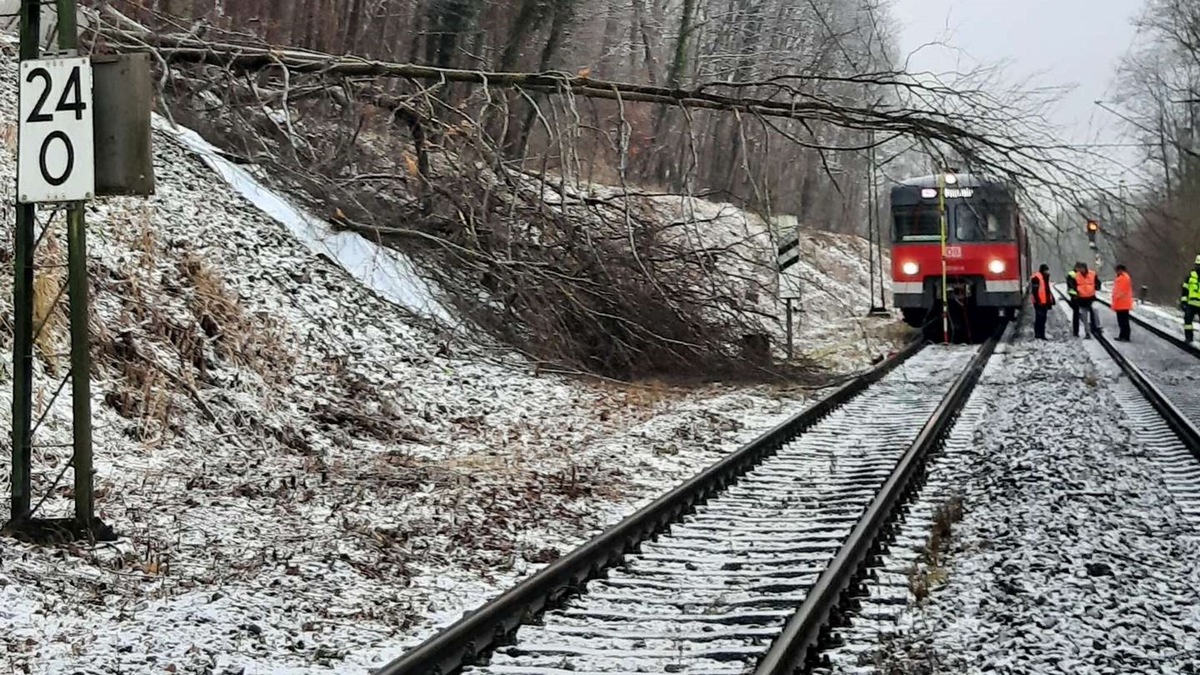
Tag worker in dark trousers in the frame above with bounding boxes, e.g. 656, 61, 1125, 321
1066, 262, 1080, 332
1181, 255, 1200, 342
1029, 264, 1054, 339
1072, 262, 1101, 338
1111, 264, 1133, 341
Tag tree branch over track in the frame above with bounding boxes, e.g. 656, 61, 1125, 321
78, 5, 1103, 380
91, 8, 1010, 157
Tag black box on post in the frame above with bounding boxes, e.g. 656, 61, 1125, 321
92, 52, 155, 197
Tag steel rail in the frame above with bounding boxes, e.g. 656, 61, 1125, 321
1064, 290, 1200, 462
753, 318, 1009, 675
1091, 295, 1200, 358
374, 337, 927, 675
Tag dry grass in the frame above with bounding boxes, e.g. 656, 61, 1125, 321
86, 207, 299, 442
880, 320, 919, 341
180, 253, 287, 374
32, 233, 66, 375
907, 494, 964, 606
0, 120, 16, 155
599, 378, 686, 408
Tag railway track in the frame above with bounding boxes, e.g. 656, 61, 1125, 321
377, 325, 1007, 675
812, 385, 992, 673
1063, 289, 1200, 457
1090, 294, 1200, 359
1055, 289, 1200, 521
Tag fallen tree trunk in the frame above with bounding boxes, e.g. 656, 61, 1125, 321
86, 6, 991, 154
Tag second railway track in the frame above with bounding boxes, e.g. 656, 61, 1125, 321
379, 323, 1008, 675
1067, 288, 1200, 457
1056, 288, 1200, 522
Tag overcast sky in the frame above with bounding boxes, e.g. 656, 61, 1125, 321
888, 0, 1146, 180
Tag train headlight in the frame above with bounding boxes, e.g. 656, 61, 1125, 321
988, 259, 1006, 274
901, 261, 919, 276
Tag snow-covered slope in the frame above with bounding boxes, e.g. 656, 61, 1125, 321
629, 194, 906, 370
0, 42, 903, 674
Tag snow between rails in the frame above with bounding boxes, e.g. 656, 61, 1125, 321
857, 310, 1200, 673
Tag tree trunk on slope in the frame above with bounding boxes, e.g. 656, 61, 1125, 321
509, 0, 578, 159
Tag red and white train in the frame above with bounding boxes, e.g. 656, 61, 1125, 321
890, 173, 1031, 340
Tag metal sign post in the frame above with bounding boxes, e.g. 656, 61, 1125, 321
7, 0, 105, 540
6, 0, 151, 542
865, 129, 888, 317
9, 0, 40, 527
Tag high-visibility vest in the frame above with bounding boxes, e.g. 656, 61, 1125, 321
1067, 270, 1078, 297
1111, 272, 1133, 311
1030, 271, 1050, 306
1183, 270, 1200, 308
1075, 270, 1097, 299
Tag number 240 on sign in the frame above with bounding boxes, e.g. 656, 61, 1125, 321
18, 57, 95, 204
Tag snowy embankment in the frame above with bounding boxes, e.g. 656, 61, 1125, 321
556, 188, 909, 371
672, 198, 909, 372
0, 42, 896, 675
865, 310, 1200, 673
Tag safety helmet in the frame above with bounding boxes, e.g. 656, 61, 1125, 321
1194, 254, 1200, 265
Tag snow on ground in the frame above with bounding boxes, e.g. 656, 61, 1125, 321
630, 194, 909, 370
1098, 290, 1189, 339
873, 310, 1200, 673
0, 39, 899, 675
157, 119, 450, 323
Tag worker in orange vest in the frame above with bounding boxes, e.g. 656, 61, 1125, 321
1072, 262, 1101, 338
1029, 264, 1055, 339
1111, 264, 1133, 341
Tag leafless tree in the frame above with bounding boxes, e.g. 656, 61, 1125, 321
80, 1, 1090, 379
1106, 0, 1200, 300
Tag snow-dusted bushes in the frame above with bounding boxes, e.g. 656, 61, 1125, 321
158, 63, 830, 380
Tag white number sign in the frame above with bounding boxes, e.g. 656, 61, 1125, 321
18, 56, 95, 203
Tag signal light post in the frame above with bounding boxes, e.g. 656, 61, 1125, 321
1087, 219, 1099, 248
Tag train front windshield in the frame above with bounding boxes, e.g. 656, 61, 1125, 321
892, 204, 942, 242
954, 201, 1014, 241
892, 199, 1014, 243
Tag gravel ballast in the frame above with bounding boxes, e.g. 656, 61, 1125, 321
875, 321, 1200, 673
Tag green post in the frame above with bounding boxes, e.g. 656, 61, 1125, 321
57, 0, 77, 47
66, 206, 93, 526
57, 0, 95, 529
10, 0, 40, 525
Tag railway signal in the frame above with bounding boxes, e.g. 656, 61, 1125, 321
1087, 219, 1099, 248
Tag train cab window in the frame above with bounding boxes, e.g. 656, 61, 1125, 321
955, 204, 1013, 241
892, 204, 942, 242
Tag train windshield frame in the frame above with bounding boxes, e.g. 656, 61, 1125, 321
891, 203, 943, 242
890, 184, 1018, 244
954, 200, 1015, 242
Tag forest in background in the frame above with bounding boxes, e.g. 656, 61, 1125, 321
75, 0, 1061, 377
1110, 0, 1200, 300
91, 0, 917, 237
